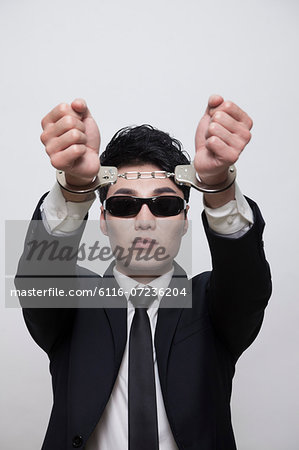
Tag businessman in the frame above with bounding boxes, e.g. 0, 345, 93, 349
16, 95, 272, 449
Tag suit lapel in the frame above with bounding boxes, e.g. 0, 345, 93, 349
68, 262, 128, 439
155, 307, 182, 392
103, 261, 128, 372
104, 306, 127, 372
155, 262, 192, 392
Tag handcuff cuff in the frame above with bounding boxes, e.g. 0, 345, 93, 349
56, 163, 236, 196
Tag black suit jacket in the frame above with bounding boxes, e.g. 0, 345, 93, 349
16, 194, 272, 450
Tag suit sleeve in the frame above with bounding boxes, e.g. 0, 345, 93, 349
15, 193, 88, 355
202, 197, 272, 361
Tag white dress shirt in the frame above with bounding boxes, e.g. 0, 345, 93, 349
40, 182, 254, 449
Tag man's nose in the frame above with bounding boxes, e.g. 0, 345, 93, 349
134, 204, 156, 230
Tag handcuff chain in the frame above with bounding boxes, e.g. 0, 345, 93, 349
118, 171, 175, 180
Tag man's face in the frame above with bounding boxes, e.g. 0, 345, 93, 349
100, 163, 189, 280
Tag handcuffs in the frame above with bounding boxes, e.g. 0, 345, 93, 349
56, 163, 236, 195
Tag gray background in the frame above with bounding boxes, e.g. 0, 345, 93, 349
1, 0, 298, 448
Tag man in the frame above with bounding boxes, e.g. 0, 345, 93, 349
16, 95, 272, 449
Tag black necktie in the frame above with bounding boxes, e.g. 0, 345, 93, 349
128, 288, 159, 450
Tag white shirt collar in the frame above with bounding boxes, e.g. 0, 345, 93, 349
113, 265, 174, 305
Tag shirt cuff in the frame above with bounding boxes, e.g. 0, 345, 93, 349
203, 182, 254, 236
41, 183, 95, 235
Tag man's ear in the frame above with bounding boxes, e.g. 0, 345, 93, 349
100, 205, 108, 236
182, 205, 189, 236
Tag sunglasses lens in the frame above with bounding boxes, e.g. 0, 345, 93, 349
105, 197, 139, 217
151, 196, 184, 216
105, 196, 185, 217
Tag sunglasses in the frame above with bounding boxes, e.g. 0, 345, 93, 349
103, 195, 187, 217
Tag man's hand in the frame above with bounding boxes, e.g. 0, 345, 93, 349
194, 95, 253, 186
41, 99, 101, 186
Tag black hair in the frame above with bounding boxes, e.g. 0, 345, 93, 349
99, 124, 190, 202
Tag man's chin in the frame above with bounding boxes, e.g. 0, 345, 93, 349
115, 259, 172, 280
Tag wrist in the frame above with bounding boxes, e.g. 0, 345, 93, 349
59, 186, 96, 203
65, 173, 95, 186
197, 168, 229, 186
203, 183, 235, 208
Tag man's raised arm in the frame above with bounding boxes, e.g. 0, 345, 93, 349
16, 99, 101, 354
194, 95, 271, 359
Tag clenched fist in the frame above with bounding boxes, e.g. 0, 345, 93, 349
40, 99, 101, 186
194, 95, 253, 186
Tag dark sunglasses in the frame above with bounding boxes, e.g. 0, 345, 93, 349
103, 195, 187, 217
